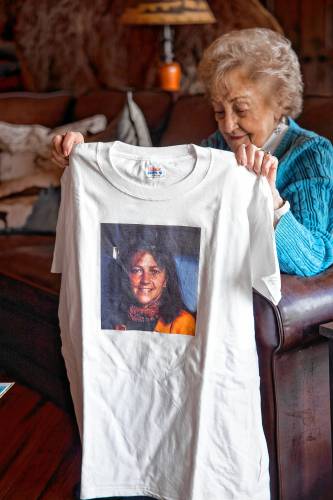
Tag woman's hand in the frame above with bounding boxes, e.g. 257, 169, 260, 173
51, 131, 85, 168
235, 143, 284, 209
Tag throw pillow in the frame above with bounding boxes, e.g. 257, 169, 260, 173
116, 90, 152, 147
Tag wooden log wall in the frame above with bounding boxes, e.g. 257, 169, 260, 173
268, 0, 333, 96
0, 0, 282, 94
0, 0, 331, 95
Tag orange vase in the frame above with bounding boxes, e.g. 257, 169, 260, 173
159, 61, 181, 92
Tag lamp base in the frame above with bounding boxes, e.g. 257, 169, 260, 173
159, 61, 181, 92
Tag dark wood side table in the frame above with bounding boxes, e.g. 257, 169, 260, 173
320, 321, 333, 469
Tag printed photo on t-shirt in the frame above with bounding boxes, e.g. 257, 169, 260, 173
101, 223, 201, 335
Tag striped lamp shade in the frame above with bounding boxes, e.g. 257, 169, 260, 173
121, 0, 216, 25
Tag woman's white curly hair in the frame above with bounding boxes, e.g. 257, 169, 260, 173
198, 28, 303, 118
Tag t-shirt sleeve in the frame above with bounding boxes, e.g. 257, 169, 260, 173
51, 168, 72, 273
248, 176, 281, 305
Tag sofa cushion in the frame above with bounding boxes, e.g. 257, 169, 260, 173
74, 89, 172, 145
133, 90, 172, 143
74, 90, 125, 123
160, 95, 217, 146
0, 235, 58, 292
0, 92, 72, 127
0, 238, 69, 408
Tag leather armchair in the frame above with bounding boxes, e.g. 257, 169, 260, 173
255, 267, 333, 500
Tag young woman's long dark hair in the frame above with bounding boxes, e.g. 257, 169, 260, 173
118, 241, 186, 324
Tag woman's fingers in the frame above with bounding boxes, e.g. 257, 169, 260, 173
244, 143, 257, 170
252, 149, 265, 174
52, 134, 65, 156
235, 144, 247, 166
62, 131, 84, 157
51, 149, 69, 168
235, 143, 259, 170
51, 132, 84, 168
236, 145, 279, 181
263, 155, 278, 185
51, 134, 69, 169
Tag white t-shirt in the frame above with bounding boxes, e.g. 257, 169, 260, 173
52, 141, 281, 500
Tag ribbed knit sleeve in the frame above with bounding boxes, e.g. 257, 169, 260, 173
275, 137, 333, 276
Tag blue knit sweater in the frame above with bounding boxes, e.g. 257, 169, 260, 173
201, 119, 333, 276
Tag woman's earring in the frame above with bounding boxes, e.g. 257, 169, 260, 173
274, 124, 282, 135
274, 117, 285, 135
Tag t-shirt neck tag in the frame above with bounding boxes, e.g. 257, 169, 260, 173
144, 164, 166, 179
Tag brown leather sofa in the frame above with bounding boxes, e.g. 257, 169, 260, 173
0, 89, 332, 500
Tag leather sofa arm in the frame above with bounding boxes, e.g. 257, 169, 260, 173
254, 266, 333, 354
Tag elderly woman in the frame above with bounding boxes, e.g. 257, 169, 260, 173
198, 28, 333, 277
52, 28, 333, 277
113, 242, 196, 335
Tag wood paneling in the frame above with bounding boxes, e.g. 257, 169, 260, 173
272, 0, 333, 95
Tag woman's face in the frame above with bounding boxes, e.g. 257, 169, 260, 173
129, 251, 167, 306
211, 67, 282, 150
